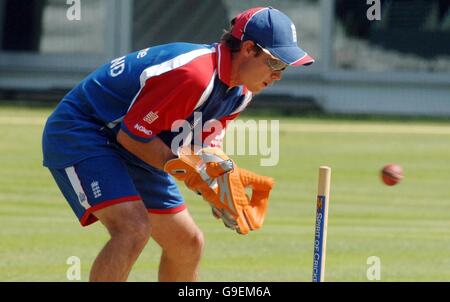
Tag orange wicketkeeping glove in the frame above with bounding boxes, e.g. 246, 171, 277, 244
164, 146, 275, 235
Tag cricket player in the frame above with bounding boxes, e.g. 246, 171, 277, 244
42, 7, 314, 281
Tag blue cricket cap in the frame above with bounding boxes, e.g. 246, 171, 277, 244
231, 7, 314, 66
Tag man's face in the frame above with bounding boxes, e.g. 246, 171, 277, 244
238, 43, 287, 94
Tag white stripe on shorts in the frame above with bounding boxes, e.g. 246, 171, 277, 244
65, 166, 91, 210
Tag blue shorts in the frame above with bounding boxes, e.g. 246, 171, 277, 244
48, 155, 185, 226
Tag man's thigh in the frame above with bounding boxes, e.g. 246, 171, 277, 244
48, 155, 142, 226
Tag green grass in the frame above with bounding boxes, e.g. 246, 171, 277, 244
0, 105, 450, 281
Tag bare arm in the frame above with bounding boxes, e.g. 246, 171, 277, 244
117, 129, 176, 170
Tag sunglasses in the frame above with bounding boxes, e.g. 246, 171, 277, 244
255, 43, 288, 72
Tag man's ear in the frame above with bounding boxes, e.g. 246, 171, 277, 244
241, 40, 256, 57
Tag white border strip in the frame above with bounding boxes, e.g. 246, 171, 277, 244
107, 47, 216, 128
65, 166, 91, 210
194, 71, 217, 110
230, 91, 253, 115
128, 47, 216, 112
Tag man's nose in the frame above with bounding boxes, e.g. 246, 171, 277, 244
271, 71, 282, 81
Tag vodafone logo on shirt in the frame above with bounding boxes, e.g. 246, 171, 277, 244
134, 123, 152, 136
143, 111, 159, 125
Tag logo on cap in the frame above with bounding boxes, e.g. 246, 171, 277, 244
291, 23, 297, 43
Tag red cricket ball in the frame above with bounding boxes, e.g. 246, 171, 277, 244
381, 164, 404, 186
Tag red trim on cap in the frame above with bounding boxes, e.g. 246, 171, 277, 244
231, 7, 267, 40
148, 204, 187, 214
290, 53, 315, 66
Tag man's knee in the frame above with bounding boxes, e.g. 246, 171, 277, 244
115, 218, 152, 245
95, 201, 152, 247
181, 228, 205, 257
192, 229, 205, 251
150, 210, 205, 258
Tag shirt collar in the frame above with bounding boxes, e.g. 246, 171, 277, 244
217, 43, 232, 87
217, 43, 248, 95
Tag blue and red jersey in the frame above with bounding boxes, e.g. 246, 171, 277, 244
43, 42, 252, 169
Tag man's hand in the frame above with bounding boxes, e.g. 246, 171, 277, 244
209, 163, 274, 234
164, 146, 275, 234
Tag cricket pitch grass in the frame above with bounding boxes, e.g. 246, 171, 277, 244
0, 105, 449, 281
